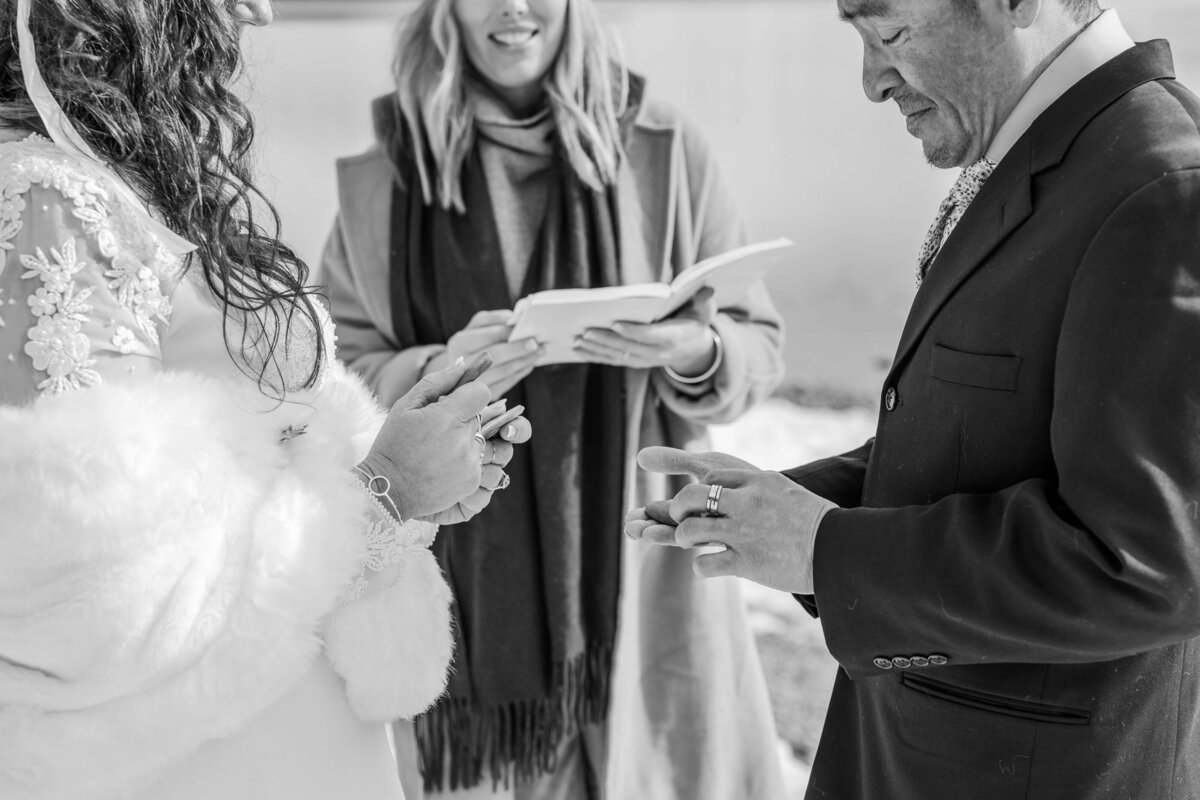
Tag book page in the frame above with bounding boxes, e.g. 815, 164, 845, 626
508, 285, 671, 364
506, 238, 792, 364
657, 238, 794, 319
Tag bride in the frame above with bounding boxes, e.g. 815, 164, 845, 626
0, 0, 529, 798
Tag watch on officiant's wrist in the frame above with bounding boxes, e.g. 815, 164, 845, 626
665, 328, 723, 385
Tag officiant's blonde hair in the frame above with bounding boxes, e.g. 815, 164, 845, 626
394, 0, 629, 212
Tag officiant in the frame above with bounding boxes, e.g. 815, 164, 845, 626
321, 1, 784, 797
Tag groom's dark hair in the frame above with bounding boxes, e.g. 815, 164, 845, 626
1055, 0, 1102, 21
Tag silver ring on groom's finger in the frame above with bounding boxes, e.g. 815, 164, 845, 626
474, 413, 483, 431
705, 483, 723, 516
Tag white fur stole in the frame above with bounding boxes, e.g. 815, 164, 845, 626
0, 364, 453, 799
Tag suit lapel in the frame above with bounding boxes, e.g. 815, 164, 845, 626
885, 40, 1177, 379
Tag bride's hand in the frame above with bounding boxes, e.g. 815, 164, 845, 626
426, 310, 545, 397
421, 408, 533, 525
359, 354, 493, 521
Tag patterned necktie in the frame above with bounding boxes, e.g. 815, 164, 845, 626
916, 157, 997, 284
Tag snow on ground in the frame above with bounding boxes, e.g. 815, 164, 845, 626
706, 400, 876, 798
708, 398, 877, 473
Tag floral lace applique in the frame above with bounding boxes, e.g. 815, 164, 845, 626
111, 326, 137, 355
105, 253, 171, 343
0, 190, 26, 329
1, 135, 181, 392
337, 496, 438, 606
20, 237, 100, 395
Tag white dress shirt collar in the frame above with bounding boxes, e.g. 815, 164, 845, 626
986, 9, 1135, 164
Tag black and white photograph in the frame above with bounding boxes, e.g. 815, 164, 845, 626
0, 0, 1198, 798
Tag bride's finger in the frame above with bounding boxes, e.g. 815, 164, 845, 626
489, 440, 514, 468
499, 416, 532, 444
480, 465, 508, 491
460, 487, 492, 515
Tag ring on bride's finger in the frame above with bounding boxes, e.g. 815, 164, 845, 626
473, 432, 487, 463
705, 483, 723, 516
474, 413, 483, 431
497, 473, 511, 491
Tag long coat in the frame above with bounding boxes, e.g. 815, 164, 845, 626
323, 94, 787, 800
788, 41, 1200, 800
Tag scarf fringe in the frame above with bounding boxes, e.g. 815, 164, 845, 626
415, 644, 613, 792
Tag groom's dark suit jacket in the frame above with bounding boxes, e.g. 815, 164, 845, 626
788, 41, 1200, 799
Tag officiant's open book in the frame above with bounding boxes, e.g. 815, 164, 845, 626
509, 238, 793, 364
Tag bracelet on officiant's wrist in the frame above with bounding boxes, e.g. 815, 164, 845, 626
664, 328, 723, 385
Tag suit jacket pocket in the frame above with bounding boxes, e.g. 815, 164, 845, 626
901, 673, 1090, 725
929, 344, 1022, 392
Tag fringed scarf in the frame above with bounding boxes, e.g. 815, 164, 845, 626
374, 77, 644, 793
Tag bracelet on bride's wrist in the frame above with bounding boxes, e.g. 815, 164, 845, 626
354, 464, 405, 524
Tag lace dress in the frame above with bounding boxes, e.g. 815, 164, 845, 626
0, 132, 453, 800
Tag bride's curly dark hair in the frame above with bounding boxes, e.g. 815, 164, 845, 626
0, 0, 324, 390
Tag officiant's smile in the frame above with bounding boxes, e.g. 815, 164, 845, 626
455, 0, 567, 113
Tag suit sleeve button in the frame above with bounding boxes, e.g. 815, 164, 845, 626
910, 656, 930, 667
928, 654, 950, 666
873, 657, 894, 670
891, 656, 912, 669
884, 387, 898, 411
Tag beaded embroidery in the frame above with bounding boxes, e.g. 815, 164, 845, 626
20, 237, 99, 394
0, 135, 180, 393
105, 253, 171, 343
337, 497, 437, 606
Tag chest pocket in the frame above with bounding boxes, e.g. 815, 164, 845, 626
929, 343, 1022, 392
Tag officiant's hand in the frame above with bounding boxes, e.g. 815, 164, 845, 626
573, 288, 719, 377
426, 310, 545, 397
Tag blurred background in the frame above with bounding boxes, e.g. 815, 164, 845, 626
244, 2, 1200, 793
249, 0, 1198, 402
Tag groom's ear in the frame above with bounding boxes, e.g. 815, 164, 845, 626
976, 0, 1042, 29
1008, 0, 1042, 28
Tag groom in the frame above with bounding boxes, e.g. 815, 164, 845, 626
628, 0, 1200, 797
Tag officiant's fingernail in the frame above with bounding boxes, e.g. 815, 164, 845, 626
524, 338, 539, 352
453, 356, 465, 367
502, 424, 517, 440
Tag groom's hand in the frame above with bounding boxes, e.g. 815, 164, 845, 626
624, 448, 757, 546
626, 447, 835, 594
